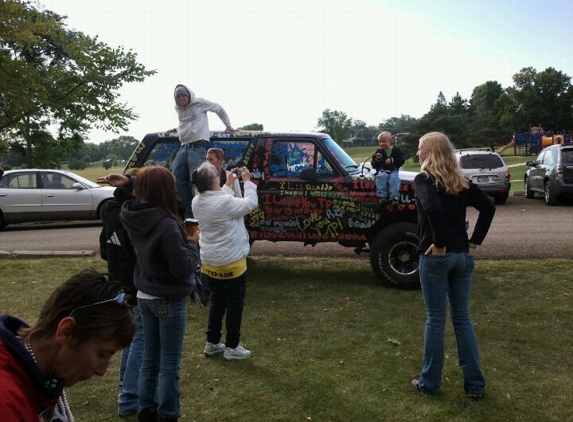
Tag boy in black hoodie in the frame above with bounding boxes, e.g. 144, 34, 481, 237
371, 131, 405, 207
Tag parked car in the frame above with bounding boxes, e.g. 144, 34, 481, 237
0, 169, 115, 228
125, 131, 421, 289
454, 149, 511, 204
524, 144, 573, 205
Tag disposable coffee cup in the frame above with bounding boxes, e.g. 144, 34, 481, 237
184, 218, 199, 236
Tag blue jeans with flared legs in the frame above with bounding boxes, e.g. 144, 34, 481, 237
172, 145, 207, 218
137, 298, 187, 419
118, 305, 144, 416
418, 252, 485, 397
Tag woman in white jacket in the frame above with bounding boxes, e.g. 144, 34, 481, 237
191, 162, 258, 360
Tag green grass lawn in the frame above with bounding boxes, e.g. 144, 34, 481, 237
2, 256, 571, 421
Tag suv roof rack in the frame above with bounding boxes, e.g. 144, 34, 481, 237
455, 148, 494, 152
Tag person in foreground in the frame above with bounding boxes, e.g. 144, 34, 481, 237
120, 166, 199, 422
0, 269, 136, 422
411, 132, 495, 399
192, 162, 258, 360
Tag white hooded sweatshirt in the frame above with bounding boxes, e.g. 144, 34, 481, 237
174, 84, 232, 144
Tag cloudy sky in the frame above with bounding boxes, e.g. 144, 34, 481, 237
39, 0, 573, 143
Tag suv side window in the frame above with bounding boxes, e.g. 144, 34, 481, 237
545, 148, 556, 166
270, 141, 316, 178
562, 148, 573, 165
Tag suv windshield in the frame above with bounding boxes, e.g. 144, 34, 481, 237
322, 137, 359, 174
459, 154, 504, 169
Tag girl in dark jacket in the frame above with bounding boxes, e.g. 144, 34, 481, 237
411, 132, 495, 399
120, 166, 199, 422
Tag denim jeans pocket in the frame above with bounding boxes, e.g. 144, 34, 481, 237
465, 253, 475, 273
147, 298, 170, 319
423, 254, 449, 275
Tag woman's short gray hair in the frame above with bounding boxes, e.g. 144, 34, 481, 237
192, 162, 219, 193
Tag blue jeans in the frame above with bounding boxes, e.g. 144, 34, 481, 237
375, 170, 400, 199
418, 252, 485, 397
138, 298, 187, 419
206, 273, 247, 349
118, 305, 144, 416
172, 144, 207, 218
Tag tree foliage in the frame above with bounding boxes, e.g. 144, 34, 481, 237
498, 67, 573, 132
316, 109, 353, 144
239, 123, 264, 130
0, 0, 156, 166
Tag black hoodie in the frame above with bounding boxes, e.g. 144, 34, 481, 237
120, 201, 198, 299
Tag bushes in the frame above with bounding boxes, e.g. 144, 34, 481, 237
68, 159, 87, 170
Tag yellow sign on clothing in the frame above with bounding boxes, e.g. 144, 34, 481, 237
201, 258, 247, 280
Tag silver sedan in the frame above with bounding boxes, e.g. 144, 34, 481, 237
0, 169, 115, 228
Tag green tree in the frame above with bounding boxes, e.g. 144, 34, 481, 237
239, 123, 264, 130
316, 109, 353, 144
498, 67, 573, 132
109, 135, 139, 162
415, 92, 471, 148
0, 0, 156, 166
467, 81, 510, 148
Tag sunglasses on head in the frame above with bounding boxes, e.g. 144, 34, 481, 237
69, 292, 128, 317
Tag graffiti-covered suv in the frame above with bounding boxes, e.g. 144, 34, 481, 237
125, 131, 420, 289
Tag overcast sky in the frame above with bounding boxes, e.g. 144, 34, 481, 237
39, 0, 573, 143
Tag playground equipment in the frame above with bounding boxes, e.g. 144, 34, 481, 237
501, 130, 571, 155
496, 137, 515, 154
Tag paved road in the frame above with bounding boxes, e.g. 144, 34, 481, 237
1, 195, 571, 260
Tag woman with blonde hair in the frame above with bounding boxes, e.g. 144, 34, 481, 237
411, 132, 495, 398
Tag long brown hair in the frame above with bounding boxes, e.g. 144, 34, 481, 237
133, 166, 181, 222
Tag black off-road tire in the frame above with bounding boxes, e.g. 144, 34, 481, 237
369, 222, 420, 290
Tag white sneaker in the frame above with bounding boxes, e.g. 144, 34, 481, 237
204, 342, 226, 356
224, 343, 251, 360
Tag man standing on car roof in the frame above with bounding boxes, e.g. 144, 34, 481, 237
170, 84, 236, 218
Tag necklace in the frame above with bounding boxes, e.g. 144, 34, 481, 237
21, 338, 75, 422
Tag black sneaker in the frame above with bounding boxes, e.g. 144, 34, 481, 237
391, 196, 399, 207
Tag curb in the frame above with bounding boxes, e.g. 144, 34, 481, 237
0, 250, 96, 259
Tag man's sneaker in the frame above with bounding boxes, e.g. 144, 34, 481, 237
391, 196, 399, 207
204, 342, 226, 356
224, 343, 251, 360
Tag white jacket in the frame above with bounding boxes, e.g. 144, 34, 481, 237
191, 181, 258, 267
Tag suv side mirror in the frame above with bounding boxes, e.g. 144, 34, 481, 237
526, 161, 536, 167
300, 167, 318, 182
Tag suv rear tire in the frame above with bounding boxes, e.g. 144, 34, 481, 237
544, 180, 559, 205
369, 223, 419, 290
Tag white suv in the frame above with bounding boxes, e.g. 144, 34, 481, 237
455, 149, 511, 204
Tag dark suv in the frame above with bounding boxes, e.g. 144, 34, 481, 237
525, 144, 573, 205
126, 131, 421, 289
